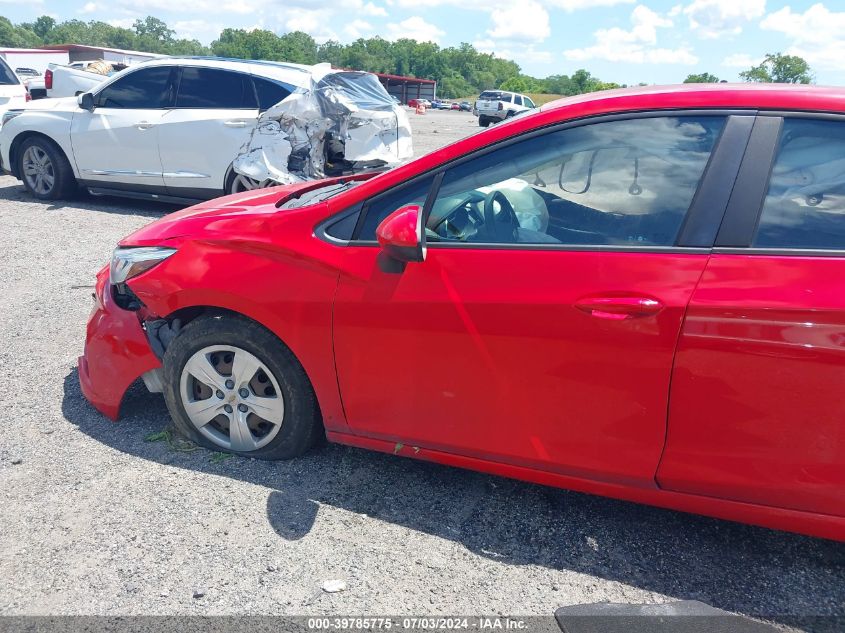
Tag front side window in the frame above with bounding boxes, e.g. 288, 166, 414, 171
525, 97, 536, 109
753, 119, 845, 250
426, 116, 725, 246
96, 66, 173, 108
357, 174, 436, 240
176, 67, 256, 109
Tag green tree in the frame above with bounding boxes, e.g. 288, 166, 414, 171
0, 17, 41, 47
19, 15, 55, 39
684, 72, 721, 83
739, 53, 813, 84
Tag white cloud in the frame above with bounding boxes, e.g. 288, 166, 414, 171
285, 10, 338, 42
683, 0, 766, 39
545, 0, 633, 10
344, 19, 374, 39
362, 2, 388, 16
117, 0, 255, 15
386, 16, 444, 43
487, 1, 550, 42
564, 5, 699, 65
172, 19, 223, 41
721, 52, 762, 67
474, 39, 553, 65
759, 3, 845, 71
79, 2, 98, 13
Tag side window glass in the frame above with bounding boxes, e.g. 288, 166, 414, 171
357, 175, 435, 240
514, 95, 523, 106
754, 119, 845, 250
427, 116, 725, 246
176, 67, 254, 109
253, 77, 293, 111
525, 97, 536, 109
96, 66, 173, 108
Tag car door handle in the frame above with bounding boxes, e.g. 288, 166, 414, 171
223, 120, 248, 127
135, 121, 154, 130
575, 295, 664, 320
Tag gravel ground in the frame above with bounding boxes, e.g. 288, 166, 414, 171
0, 109, 843, 630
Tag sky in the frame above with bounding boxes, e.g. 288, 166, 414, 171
3, 0, 845, 85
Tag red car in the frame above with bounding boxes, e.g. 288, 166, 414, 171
80, 84, 845, 541
407, 98, 430, 108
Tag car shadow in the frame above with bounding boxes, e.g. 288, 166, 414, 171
61, 370, 844, 629
0, 179, 182, 216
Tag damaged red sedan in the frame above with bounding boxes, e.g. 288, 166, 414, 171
80, 84, 845, 541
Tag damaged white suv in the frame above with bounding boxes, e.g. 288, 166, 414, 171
0, 57, 413, 202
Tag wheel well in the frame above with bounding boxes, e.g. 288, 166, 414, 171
152, 305, 323, 423
9, 131, 72, 179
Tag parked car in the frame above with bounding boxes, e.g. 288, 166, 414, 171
459, 101, 472, 112
450, 102, 461, 110
79, 83, 845, 541
16, 68, 46, 100
0, 57, 29, 118
0, 57, 411, 202
407, 98, 431, 108
475, 90, 535, 127
44, 61, 130, 99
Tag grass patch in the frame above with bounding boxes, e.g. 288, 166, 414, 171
210, 452, 234, 464
143, 427, 200, 453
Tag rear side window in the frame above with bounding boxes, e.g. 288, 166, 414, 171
176, 67, 256, 109
97, 66, 173, 108
514, 95, 523, 106
253, 77, 293, 111
753, 119, 845, 250
0, 58, 20, 85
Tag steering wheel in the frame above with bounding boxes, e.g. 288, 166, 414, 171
483, 190, 520, 242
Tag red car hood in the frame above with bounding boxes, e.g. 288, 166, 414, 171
121, 177, 364, 245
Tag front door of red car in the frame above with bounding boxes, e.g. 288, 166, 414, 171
658, 116, 845, 517
333, 114, 739, 486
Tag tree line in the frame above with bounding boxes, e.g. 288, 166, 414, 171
0, 15, 815, 98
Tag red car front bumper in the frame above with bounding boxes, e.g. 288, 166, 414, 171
78, 266, 161, 420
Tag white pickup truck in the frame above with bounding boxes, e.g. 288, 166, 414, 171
474, 90, 535, 127
45, 61, 128, 99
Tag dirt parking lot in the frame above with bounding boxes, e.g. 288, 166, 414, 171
0, 109, 843, 629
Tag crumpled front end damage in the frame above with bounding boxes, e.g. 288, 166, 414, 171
78, 266, 161, 420
233, 70, 413, 186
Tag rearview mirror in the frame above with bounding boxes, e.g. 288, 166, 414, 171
376, 204, 426, 263
78, 92, 95, 112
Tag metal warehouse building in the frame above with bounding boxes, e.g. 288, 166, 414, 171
375, 72, 436, 104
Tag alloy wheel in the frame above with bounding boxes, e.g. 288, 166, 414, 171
21, 146, 55, 195
179, 345, 285, 452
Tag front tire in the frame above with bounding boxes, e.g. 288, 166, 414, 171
226, 171, 271, 195
18, 137, 76, 200
162, 314, 321, 460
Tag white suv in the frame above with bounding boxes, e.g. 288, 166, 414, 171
0, 57, 411, 202
474, 90, 535, 127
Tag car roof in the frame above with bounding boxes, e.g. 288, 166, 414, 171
540, 82, 845, 115
136, 56, 334, 88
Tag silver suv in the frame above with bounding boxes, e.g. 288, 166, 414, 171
474, 90, 535, 127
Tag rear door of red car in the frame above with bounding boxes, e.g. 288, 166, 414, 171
331, 112, 752, 487
658, 114, 845, 516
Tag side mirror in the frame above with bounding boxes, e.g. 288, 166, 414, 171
376, 204, 426, 263
78, 92, 95, 112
